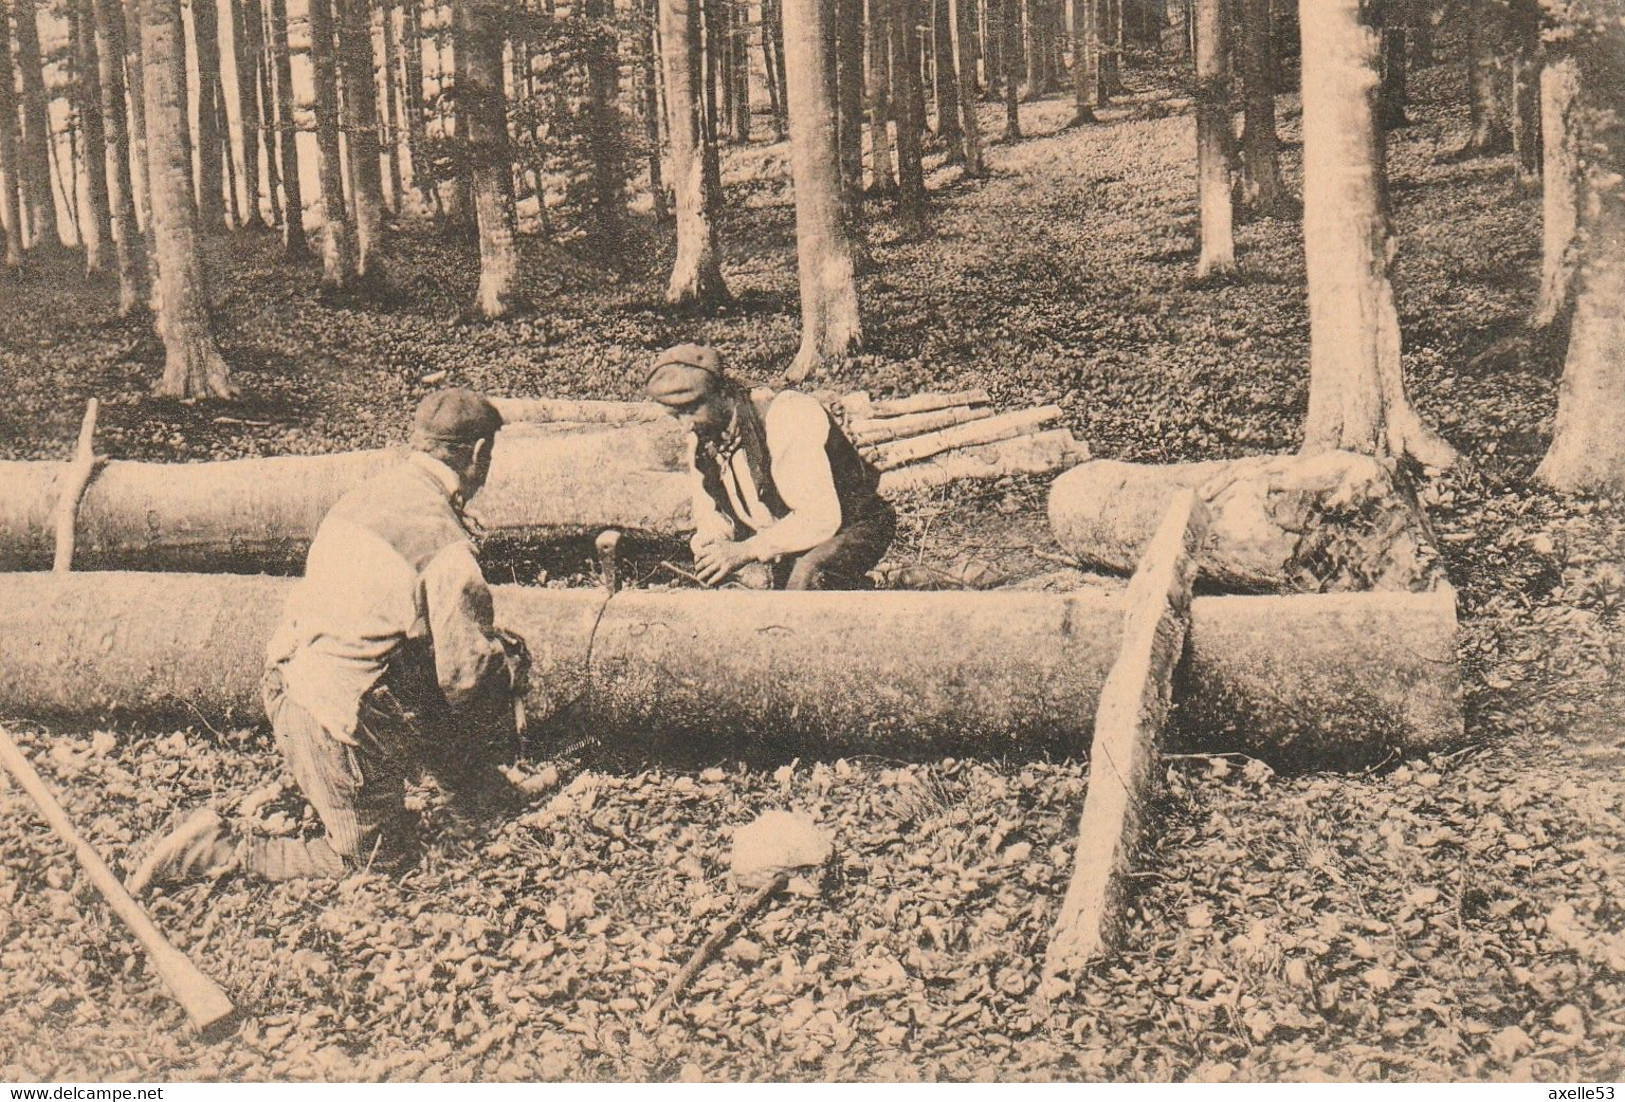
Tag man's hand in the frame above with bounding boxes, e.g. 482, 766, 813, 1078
693, 540, 757, 586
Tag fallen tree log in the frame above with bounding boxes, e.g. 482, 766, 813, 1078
878, 430, 1090, 495
868, 406, 1064, 470
0, 573, 1461, 766
0, 422, 691, 572
848, 405, 993, 446
490, 397, 666, 424
1047, 452, 1442, 592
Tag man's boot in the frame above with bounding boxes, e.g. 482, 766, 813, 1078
125, 809, 239, 896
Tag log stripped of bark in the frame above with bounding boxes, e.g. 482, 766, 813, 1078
1044, 492, 1204, 978
490, 397, 668, 424
1532, 56, 1579, 330
878, 429, 1089, 494
866, 405, 1062, 469
842, 388, 991, 419
847, 404, 993, 445
1048, 452, 1440, 593
0, 574, 1462, 766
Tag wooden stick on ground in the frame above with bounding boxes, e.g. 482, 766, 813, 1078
0, 724, 238, 1036
642, 872, 788, 1030
868, 405, 1064, 470
52, 398, 103, 573
841, 388, 992, 420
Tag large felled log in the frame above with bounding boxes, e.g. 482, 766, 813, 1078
0, 573, 1461, 766
490, 397, 666, 424
868, 406, 1064, 470
878, 430, 1090, 495
0, 422, 691, 572
1046, 493, 1206, 979
1047, 452, 1441, 593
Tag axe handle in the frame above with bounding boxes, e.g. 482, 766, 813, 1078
642, 872, 787, 1030
0, 725, 237, 1036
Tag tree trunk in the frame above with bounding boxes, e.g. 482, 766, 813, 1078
1508, 0, 1540, 187
1193, 0, 1234, 278
954, 0, 985, 173
378, 1, 404, 215
893, 0, 928, 224
783, 0, 864, 381
1536, 22, 1625, 493
138, 0, 236, 398
93, 0, 145, 312
1463, 2, 1510, 156
338, 0, 385, 277
122, 0, 157, 298
14, 0, 61, 250
1000, 0, 1020, 136
1531, 55, 1578, 329
1101, 0, 1121, 93
1070, 0, 1099, 125
72, 0, 115, 273
399, 0, 429, 210
1049, 452, 1443, 593
455, 0, 516, 318
265, 0, 308, 256
258, 0, 282, 227
0, 572, 1462, 768
661, 0, 729, 305
191, 0, 227, 232
0, 1, 22, 266
1377, 7, 1406, 129
931, 0, 962, 155
1299, 0, 1453, 467
837, 0, 866, 202
308, 0, 355, 287
641, 0, 669, 221
761, 0, 787, 138
866, 0, 897, 193
583, 0, 626, 259
730, 0, 750, 140
232, 0, 266, 228
1237, 0, 1284, 214
218, 76, 241, 226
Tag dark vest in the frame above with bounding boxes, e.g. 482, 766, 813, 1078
695, 392, 883, 533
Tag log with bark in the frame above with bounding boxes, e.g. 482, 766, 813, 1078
1047, 452, 1441, 593
0, 572, 1461, 768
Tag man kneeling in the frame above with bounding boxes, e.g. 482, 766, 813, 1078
128, 389, 528, 892
646, 344, 896, 590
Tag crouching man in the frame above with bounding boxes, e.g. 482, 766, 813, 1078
646, 344, 896, 590
128, 389, 529, 893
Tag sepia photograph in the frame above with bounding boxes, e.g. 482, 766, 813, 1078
0, 0, 1621, 1085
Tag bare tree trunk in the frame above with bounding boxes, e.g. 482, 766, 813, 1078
1463, 2, 1510, 156
0, 1, 22, 265
72, 0, 115, 273
338, 0, 385, 277
954, 0, 985, 173
985, 0, 1003, 97
1237, 0, 1284, 213
661, 0, 729, 305
1000, 0, 1020, 136
893, 0, 928, 225
583, 0, 626, 259
122, 0, 157, 297
308, 0, 355, 287
14, 0, 61, 250
1377, 5, 1406, 129
931, 0, 962, 155
1299, 0, 1453, 467
837, 0, 866, 201
139, 0, 235, 398
93, 0, 145, 311
866, 0, 897, 193
1193, 0, 1233, 277
456, 0, 516, 317
783, 0, 863, 381
191, 0, 227, 232
232, 0, 266, 228
1101, 0, 1120, 92
960, 0, 981, 100
1508, 0, 1540, 188
1531, 54, 1578, 329
258, 0, 282, 227
218, 79, 240, 226
730, 0, 750, 140
399, 0, 429, 210
1070, 0, 1098, 125
266, 0, 308, 256
641, 0, 669, 221
379, 0, 404, 212
761, 0, 787, 138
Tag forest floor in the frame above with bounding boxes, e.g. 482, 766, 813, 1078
1, 57, 1623, 1083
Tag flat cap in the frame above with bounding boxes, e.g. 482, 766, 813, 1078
647, 343, 725, 382
412, 387, 503, 445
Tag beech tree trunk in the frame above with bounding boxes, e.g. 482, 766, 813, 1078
1070, 0, 1099, 125
1299, 0, 1453, 467
191, 0, 227, 232
762, 0, 787, 138
266, 0, 307, 256
866, 0, 897, 193
93, 0, 145, 312
139, 0, 236, 398
931, 0, 962, 155
399, 0, 428, 209
836, 0, 866, 204
258, 0, 282, 227
122, 0, 156, 295
729, 0, 750, 140
1000, 0, 1020, 136
893, 0, 928, 224
0, 573, 1462, 768
1536, 19, 1625, 493
1463, 2, 1510, 156
584, 0, 626, 258
233, 0, 266, 228
1508, 1, 1540, 187
1377, 13, 1406, 129
72, 0, 115, 273
1531, 55, 1578, 329
379, 0, 404, 211
0, 2, 21, 265
640, 0, 669, 223
783, 0, 864, 381
660, 0, 729, 305
954, 0, 985, 173
1237, 0, 1284, 213
308, 0, 354, 287
1193, 0, 1234, 278
456, 0, 516, 318
338, 0, 385, 277
14, 0, 60, 250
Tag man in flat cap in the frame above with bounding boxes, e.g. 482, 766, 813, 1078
129, 389, 529, 892
647, 344, 895, 590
